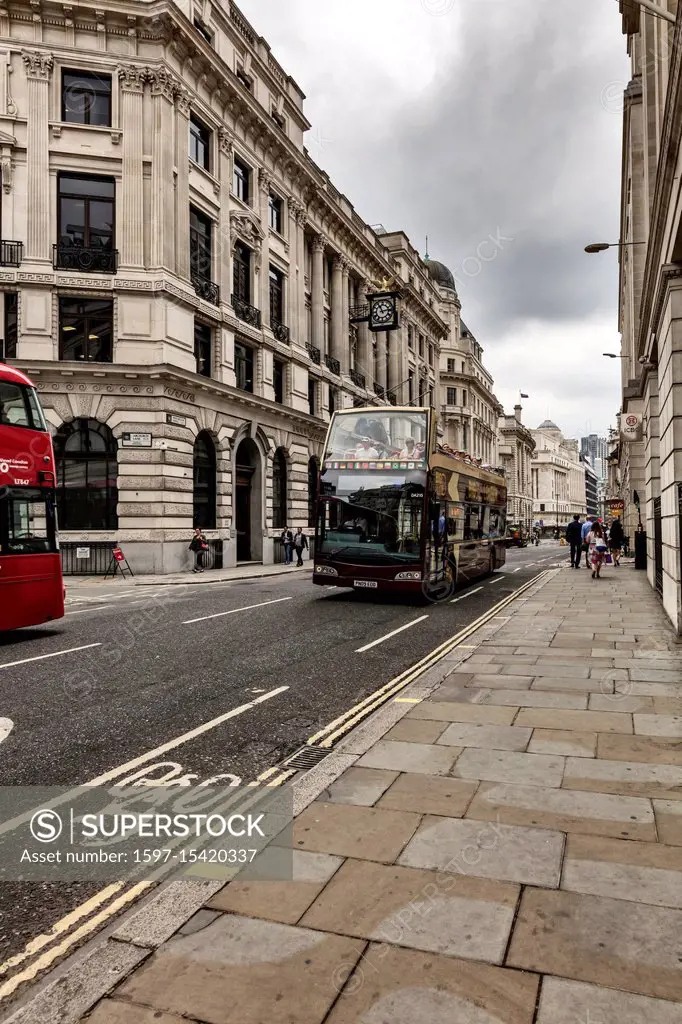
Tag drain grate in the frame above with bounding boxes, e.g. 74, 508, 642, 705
284, 746, 329, 771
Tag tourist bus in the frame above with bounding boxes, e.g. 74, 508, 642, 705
312, 405, 507, 596
0, 363, 64, 630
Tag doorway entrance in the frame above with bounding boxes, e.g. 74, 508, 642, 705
235, 438, 261, 562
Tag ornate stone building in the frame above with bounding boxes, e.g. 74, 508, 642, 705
497, 406, 535, 530
531, 421, 586, 530
0, 0, 447, 572
427, 259, 502, 464
615, 0, 681, 629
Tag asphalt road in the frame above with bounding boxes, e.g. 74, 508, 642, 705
0, 540, 561, 1004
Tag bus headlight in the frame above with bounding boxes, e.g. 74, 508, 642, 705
394, 571, 421, 581
315, 565, 338, 576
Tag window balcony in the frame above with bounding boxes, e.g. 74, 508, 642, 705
306, 344, 321, 364
0, 240, 23, 267
325, 354, 340, 375
53, 243, 118, 274
349, 368, 365, 388
271, 320, 290, 343
373, 382, 385, 398
192, 273, 220, 306
231, 294, 261, 328
349, 304, 369, 323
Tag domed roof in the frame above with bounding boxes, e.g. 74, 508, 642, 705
538, 419, 560, 430
424, 259, 458, 295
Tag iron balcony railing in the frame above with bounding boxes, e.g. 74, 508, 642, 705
306, 344, 321, 364
349, 303, 369, 323
373, 382, 385, 398
349, 368, 365, 388
325, 354, 340, 375
231, 294, 261, 328
192, 273, 220, 306
0, 240, 23, 267
271, 320, 290, 343
53, 244, 118, 274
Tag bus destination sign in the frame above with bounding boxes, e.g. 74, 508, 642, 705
324, 460, 427, 471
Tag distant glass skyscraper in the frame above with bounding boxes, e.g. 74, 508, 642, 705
580, 435, 608, 472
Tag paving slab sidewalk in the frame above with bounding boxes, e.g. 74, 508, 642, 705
66, 560, 313, 589
10, 564, 682, 1024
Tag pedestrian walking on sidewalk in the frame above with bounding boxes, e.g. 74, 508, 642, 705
608, 517, 624, 567
280, 527, 294, 565
587, 521, 608, 579
578, 516, 593, 567
292, 527, 308, 567
565, 514, 583, 569
189, 526, 208, 573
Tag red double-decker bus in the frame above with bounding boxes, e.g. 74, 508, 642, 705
0, 364, 64, 630
313, 406, 507, 596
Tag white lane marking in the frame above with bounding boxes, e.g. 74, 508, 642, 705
65, 606, 112, 616
88, 686, 289, 786
487, 576, 505, 584
182, 596, 293, 624
512, 567, 522, 573
356, 615, 429, 654
450, 586, 483, 604
526, 562, 536, 566
0, 719, 12, 745
0, 643, 101, 671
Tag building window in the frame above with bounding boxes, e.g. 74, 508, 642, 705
446, 358, 455, 372
329, 387, 336, 415
272, 448, 287, 528
193, 431, 216, 529
269, 192, 283, 233
273, 358, 285, 404
269, 266, 284, 325
193, 14, 213, 44
233, 241, 251, 304
271, 108, 286, 130
236, 66, 252, 91
3, 292, 17, 359
189, 206, 213, 282
462, 389, 467, 407
59, 298, 113, 362
54, 418, 118, 529
308, 378, 316, 416
233, 156, 250, 203
540, 503, 545, 512
194, 320, 212, 378
408, 325, 413, 349
58, 173, 115, 252
418, 334, 424, 357
428, 345, 434, 366
189, 114, 211, 171
61, 70, 112, 127
308, 456, 319, 527
447, 387, 457, 405
235, 341, 254, 393
408, 371, 414, 404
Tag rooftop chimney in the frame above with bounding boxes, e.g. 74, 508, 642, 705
514, 404, 522, 423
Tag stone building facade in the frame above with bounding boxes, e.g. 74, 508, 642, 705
530, 421, 587, 530
615, 0, 682, 629
427, 259, 502, 465
497, 405, 535, 530
1, 0, 448, 572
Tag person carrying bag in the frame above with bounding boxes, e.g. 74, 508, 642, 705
189, 527, 208, 573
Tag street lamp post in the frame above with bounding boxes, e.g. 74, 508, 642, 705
603, 352, 626, 358
584, 241, 646, 253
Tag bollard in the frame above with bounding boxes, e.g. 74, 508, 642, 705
634, 529, 647, 570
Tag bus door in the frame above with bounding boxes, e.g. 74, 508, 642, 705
460, 501, 484, 579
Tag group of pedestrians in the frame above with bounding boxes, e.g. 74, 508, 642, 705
565, 514, 624, 580
280, 527, 309, 567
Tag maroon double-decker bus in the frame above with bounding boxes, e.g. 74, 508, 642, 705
0, 363, 64, 630
312, 406, 506, 597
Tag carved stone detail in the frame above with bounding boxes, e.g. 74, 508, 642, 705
218, 127, 233, 156
148, 66, 177, 101
22, 49, 53, 80
175, 86, 191, 117
311, 233, 327, 253
258, 167, 272, 194
117, 63, 146, 93
230, 210, 264, 250
1, 154, 11, 193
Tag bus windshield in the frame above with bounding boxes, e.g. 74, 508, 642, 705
0, 487, 58, 555
324, 409, 428, 463
318, 472, 424, 564
0, 380, 47, 431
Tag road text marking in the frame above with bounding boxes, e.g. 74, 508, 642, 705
182, 596, 293, 624
355, 615, 428, 653
0, 643, 101, 671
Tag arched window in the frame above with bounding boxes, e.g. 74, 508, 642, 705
54, 418, 118, 529
193, 431, 216, 529
272, 448, 287, 528
308, 456, 319, 527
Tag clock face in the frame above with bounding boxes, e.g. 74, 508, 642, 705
370, 296, 396, 329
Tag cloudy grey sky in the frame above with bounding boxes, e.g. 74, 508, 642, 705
239, 0, 630, 439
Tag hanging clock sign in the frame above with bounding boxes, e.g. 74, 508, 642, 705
368, 290, 401, 332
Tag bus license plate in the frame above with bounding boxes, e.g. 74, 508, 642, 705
354, 580, 377, 588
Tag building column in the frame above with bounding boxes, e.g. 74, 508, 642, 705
117, 65, 146, 269
288, 199, 301, 342
357, 279, 372, 387
341, 260, 350, 375
330, 255, 344, 366
311, 234, 326, 353
295, 207, 307, 346
22, 50, 53, 262
258, 169, 272, 327
175, 86, 191, 280
387, 329, 403, 401
375, 331, 387, 391
149, 68, 176, 271
217, 129, 233, 308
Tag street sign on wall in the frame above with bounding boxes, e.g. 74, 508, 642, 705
621, 414, 643, 442
605, 499, 625, 518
